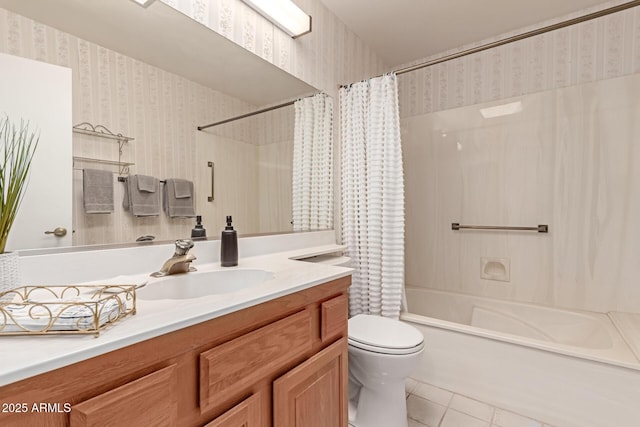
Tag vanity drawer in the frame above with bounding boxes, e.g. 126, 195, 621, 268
320, 294, 348, 342
203, 392, 262, 427
70, 364, 178, 427
199, 310, 312, 413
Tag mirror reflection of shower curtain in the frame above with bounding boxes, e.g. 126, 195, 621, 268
292, 93, 334, 231
339, 74, 404, 319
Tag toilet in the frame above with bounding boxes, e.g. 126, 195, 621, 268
348, 314, 425, 427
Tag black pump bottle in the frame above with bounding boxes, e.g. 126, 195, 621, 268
191, 215, 207, 240
220, 215, 238, 267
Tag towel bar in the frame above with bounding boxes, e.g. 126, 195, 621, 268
117, 177, 166, 184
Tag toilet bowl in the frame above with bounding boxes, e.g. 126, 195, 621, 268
348, 314, 424, 427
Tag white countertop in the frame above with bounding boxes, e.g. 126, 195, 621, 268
0, 244, 351, 387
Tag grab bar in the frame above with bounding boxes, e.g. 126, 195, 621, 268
452, 223, 548, 233
207, 161, 214, 202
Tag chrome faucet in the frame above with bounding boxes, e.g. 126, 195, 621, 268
150, 239, 197, 277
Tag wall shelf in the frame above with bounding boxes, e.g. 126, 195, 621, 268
72, 123, 135, 178
72, 122, 134, 143
73, 157, 135, 167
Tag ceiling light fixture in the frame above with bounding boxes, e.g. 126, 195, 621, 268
130, 0, 157, 8
480, 101, 523, 119
241, 0, 312, 38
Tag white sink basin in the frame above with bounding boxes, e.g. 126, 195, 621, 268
137, 268, 274, 300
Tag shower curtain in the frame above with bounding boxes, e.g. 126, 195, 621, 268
292, 93, 333, 231
340, 74, 405, 319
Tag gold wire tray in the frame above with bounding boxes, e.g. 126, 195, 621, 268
0, 285, 137, 337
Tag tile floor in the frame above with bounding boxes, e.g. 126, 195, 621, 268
405, 378, 555, 427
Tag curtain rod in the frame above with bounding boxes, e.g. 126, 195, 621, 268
339, 0, 640, 87
197, 92, 323, 131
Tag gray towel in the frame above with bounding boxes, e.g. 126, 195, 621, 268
137, 175, 157, 192
123, 174, 160, 217
163, 178, 195, 218
83, 169, 114, 214
174, 180, 192, 198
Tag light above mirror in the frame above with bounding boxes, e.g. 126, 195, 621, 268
241, 0, 312, 38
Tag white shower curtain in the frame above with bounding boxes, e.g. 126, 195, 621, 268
292, 93, 333, 231
340, 74, 404, 319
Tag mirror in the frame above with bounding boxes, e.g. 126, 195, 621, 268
0, 0, 330, 251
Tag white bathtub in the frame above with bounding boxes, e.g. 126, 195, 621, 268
400, 287, 640, 427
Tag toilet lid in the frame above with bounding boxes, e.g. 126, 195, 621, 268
348, 314, 424, 354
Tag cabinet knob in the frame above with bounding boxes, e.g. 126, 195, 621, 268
44, 227, 67, 237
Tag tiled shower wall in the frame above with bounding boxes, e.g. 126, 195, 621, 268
400, 2, 640, 313
0, 1, 385, 245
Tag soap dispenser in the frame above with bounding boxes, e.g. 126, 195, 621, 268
191, 215, 207, 240
220, 215, 238, 267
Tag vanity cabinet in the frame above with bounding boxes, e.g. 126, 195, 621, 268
203, 393, 262, 427
0, 276, 350, 427
273, 338, 348, 427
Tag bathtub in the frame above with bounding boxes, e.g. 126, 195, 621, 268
400, 287, 640, 427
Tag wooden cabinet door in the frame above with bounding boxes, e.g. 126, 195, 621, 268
70, 364, 178, 427
273, 338, 348, 427
320, 294, 348, 343
203, 393, 262, 427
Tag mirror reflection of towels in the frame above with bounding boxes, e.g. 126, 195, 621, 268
123, 174, 160, 216
163, 178, 195, 218
83, 169, 114, 214
137, 175, 157, 193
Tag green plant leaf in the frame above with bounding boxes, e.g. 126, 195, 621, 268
0, 115, 39, 253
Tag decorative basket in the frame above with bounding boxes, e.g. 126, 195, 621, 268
0, 252, 19, 303
0, 284, 137, 337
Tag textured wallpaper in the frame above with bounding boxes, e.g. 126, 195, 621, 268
160, 0, 388, 96
396, 1, 640, 118
167, 0, 640, 112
